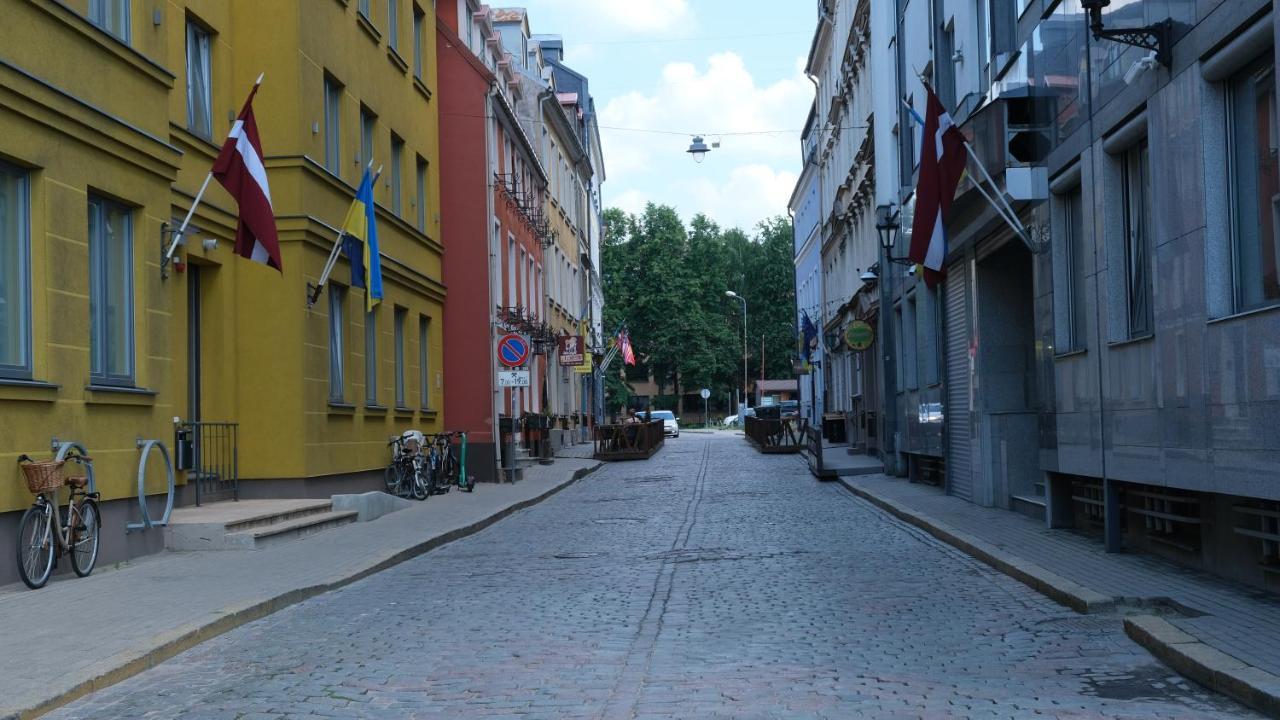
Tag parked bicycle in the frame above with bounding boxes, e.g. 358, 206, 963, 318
424, 431, 474, 494
385, 430, 430, 501
16, 450, 101, 589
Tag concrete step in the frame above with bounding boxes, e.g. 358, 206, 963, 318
166, 499, 355, 551
224, 509, 359, 550
1011, 493, 1047, 522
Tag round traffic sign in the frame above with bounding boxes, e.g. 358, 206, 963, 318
497, 333, 530, 368
699, 388, 711, 400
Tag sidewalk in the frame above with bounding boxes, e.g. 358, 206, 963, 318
841, 473, 1280, 717
0, 454, 601, 720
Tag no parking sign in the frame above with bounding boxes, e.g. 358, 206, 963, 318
497, 333, 530, 368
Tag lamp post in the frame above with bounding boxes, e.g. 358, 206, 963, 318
725, 290, 748, 415
874, 204, 902, 475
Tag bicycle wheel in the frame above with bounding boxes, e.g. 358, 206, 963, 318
412, 463, 429, 501
70, 498, 100, 578
16, 505, 54, 590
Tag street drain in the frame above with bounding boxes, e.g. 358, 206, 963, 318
1031, 615, 1120, 634
551, 552, 605, 560
593, 517, 644, 525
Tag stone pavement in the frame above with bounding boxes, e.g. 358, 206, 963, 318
0, 454, 600, 720
41, 434, 1256, 719
842, 472, 1280, 714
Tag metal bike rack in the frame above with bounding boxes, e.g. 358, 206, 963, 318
127, 439, 175, 532
52, 439, 97, 495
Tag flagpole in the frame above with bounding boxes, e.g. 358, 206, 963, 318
960, 141, 1034, 251
163, 172, 214, 269
307, 162, 382, 307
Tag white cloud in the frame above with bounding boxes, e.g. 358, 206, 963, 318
609, 189, 648, 216
677, 164, 799, 231
597, 52, 811, 229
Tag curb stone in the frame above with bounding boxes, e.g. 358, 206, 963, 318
9, 461, 603, 720
837, 477, 1280, 719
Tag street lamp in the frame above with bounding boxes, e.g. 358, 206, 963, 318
725, 290, 747, 412
687, 136, 712, 163
873, 204, 901, 475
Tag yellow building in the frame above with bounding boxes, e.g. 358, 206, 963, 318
0, 0, 444, 581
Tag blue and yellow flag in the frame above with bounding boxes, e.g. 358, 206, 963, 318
341, 168, 382, 312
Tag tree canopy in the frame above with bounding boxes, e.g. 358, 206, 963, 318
602, 203, 796, 414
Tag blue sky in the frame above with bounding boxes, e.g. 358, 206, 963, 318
517, 1, 817, 232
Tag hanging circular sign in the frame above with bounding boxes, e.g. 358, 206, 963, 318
845, 321, 874, 351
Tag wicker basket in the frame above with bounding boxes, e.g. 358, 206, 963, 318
20, 460, 65, 494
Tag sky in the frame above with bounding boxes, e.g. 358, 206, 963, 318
516, 0, 817, 233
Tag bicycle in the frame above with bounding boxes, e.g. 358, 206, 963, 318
385, 432, 430, 501
16, 450, 101, 590
428, 431, 474, 494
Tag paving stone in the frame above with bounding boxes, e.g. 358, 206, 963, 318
41, 435, 1257, 718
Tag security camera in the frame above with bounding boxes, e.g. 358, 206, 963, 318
1124, 52, 1159, 85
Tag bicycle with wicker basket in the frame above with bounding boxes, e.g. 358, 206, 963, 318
16, 449, 101, 589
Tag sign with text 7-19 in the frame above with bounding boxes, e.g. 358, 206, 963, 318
497, 333, 530, 368
497, 370, 531, 387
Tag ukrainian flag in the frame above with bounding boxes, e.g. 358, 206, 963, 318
341, 168, 383, 312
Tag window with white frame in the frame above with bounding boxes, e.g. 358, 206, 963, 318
324, 75, 342, 174
186, 19, 213, 139
388, 0, 400, 51
360, 106, 376, 167
413, 5, 425, 79
390, 133, 404, 216
416, 157, 427, 232
419, 315, 431, 409
0, 164, 31, 378
88, 195, 134, 385
329, 285, 346, 402
89, 0, 130, 43
394, 307, 406, 407
365, 307, 378, 405
1227, 54, 1280, 312
1122, 141, 1152, 337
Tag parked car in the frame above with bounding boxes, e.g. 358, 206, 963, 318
640, 410, 680, 437
722, 407, 756, 427
780, 400, 799, 419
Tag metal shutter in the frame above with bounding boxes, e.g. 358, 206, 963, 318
944, 261, 973, 502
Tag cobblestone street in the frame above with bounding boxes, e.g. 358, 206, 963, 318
46, 434, 1256, 719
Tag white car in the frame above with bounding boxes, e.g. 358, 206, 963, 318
723, 407, 756, 427
643, 410, 680, 437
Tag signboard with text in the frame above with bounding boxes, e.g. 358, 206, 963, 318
558, 335, 585, 366
497, 370, 531, 387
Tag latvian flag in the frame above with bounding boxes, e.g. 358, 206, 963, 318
908, 87, 967, 288
211, 79, 282, 271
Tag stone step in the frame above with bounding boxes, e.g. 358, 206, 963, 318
224, 509, 360, 550
166, 499, 354, 551
223, 499, 335, 534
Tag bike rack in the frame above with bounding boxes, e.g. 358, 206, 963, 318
127, 439, 175, 532
52, 439, 97, 495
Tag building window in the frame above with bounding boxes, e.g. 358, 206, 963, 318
390, 134, 404, 216
937, 21, 956, 111
394, 307, 406, 407
360, 106, 376, 167
1054, 184, 1085, 351
413, 5, 425, 79
329, 285, 346, 402
904, 293, 919, 391
358, 0, 371, 19
0, 164, 31, 378
894, 304, 904, 390
88, 195, 134, 385
416, 157, 427, 232
388, 0, 400, 50
1228, 55, 1280, 312
186, 20, 213, 139
324, 75, 342, 174
1122, 141, 1152, 337
89, 0, 130, 43
365, 307, 378, 405
419, 315, 430, 409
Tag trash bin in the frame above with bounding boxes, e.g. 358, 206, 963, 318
823, 413, 847, 443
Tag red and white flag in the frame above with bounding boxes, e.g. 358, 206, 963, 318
619, 331, 636, 366
908, 87, 967, 288
212, 78, 281, 271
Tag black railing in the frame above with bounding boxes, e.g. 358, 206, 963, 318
594, 420, 664, 460
178, 421, 238, 505
744, 416, 809, 454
